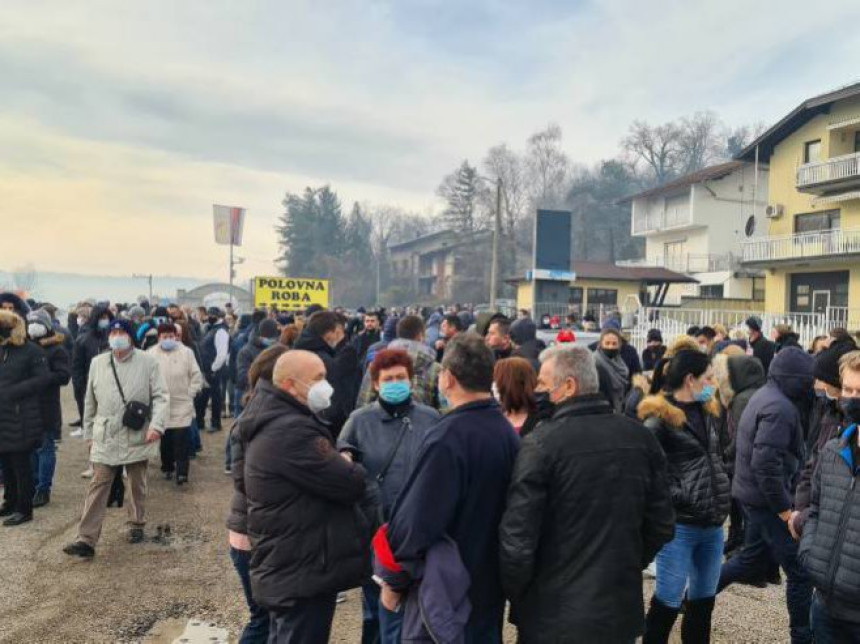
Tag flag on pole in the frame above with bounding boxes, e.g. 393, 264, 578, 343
213, 205, 246, 246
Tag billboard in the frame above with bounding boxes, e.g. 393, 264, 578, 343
254, 276, 330, 309
213, 205, 246, 246
534, 209, 572, 272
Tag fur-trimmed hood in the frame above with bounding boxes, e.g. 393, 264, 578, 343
0, 309, 27, 346
631, 373, 651, 395
38, 332, 65, 348
638, 391, 721, 429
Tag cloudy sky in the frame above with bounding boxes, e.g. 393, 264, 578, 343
2, 0, 859, 282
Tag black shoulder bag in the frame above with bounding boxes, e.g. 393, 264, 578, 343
110, 354, 150, 431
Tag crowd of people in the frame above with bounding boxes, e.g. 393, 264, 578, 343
4, 289, 860, 642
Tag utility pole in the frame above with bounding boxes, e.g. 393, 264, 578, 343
133, 273, 153, 303
489, 177, 502, 310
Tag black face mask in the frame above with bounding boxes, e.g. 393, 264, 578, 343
208, 316, 219, 325
602, 348, 620, 360
840, 397, 860, 425
0, 326, 11, 339
534, 391, 555, 417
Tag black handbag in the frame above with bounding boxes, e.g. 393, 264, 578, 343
110, 355, 150, 431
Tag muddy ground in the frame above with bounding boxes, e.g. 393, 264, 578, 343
0, 389, 788, 642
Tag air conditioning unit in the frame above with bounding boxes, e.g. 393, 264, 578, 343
765, 204, 784, 219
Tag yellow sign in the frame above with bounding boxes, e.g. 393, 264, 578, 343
254, 276, 330, 309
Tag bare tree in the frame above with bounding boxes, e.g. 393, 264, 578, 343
621, 120, 683, 185
12, 264, 38, 296
678, 111, 725, 174
483, 143, 527, 238
526, 124, 570, 209
725, 121, 769, 158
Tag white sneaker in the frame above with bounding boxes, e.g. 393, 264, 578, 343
70, 429, 83, 438
80, 467, 94, 479
336, 592, 348, 604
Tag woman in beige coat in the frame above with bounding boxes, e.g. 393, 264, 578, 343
149, 322, 204, 485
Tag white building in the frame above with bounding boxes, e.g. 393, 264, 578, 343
618, 160, 769, 305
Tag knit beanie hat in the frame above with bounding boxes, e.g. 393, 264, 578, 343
258, 319, 280, 339
814, 340, 857, 388
646, 329, 663, 343
26, 308, 53, 332
510, 318, 537, 345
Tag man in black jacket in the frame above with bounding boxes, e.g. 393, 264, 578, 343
71, 304, 113, 433
719, 346, 815, 644
294, 310, 358, 437
238, 349, 368, 642
27, 309, 71, 508
374, 334, 520, 641
747, 316, 776, 373
500, 345, 675, 643
799, 350, 860, 640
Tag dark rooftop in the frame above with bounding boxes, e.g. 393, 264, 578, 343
735, 81, 860, 162
618, 161, 745, 204
572, 261, 698, 284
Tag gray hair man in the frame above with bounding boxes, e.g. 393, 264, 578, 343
500, 345, 675, 643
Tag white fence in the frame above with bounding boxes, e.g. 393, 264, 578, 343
797, 151, 860, 188
628, 307, 833, 353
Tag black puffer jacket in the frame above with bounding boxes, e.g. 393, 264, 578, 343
724, 356, 766, 476
294, 329, 359, 436
639, 393, 731, 527
237, 379, 369, 611
71, 305, 113, 393
732, 347, 814, 513
35, 332, 71, 439
0, 310, 50, 453
500, 394, 675, 643
792, 397, 842, 535
799, 426, 860, 622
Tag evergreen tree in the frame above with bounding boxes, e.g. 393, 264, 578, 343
437, 160, 484, 232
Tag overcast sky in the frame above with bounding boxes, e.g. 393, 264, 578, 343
2, 0, 859, 282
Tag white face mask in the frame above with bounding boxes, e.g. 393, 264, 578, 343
306, 379, 334, 413
109, 335, 131, 352
28, 323, 48, 339
491, 382, 501, 402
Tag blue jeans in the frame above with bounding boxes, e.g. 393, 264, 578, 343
655, 523, 724, 608
811, 592, 860, 643
31, 435, 57, 493
189, 418, 202, 454
361, 582, 403, 644
229, 547, 270, 644
719, 505, 812, 644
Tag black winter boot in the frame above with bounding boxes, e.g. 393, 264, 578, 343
33, 489, 50, 508
681, 596, 715, 643
644, 596, 680, 644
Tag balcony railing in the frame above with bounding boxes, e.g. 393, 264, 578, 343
797, 151, 860, 190
632, 208, 693, 234
741, 227, 860, 263
617, 253, 738, 274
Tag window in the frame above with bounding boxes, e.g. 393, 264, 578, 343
568, 287, 583, 304
804, 140, 822, 164
664, 240, 687, 271
586, 288, 618, 306
699, 285, 724, 300
794, 210, 841, 233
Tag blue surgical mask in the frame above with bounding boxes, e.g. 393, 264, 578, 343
261, 337, 276, 347
97, 319, 110, 330
160, 339, 178, 351
109, 335, 131, 351
694, 384, 716, 403
379, 381, 411, 405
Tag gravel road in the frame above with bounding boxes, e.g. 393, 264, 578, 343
0, 388, 789, 643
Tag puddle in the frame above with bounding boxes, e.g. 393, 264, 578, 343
143, 617, 229, 644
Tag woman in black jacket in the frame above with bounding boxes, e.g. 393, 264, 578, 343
26, 308, 72, 508
638, 349, 731, 644
0, 309, 50, 526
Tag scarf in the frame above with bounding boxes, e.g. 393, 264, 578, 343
594, 348, 630, 410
